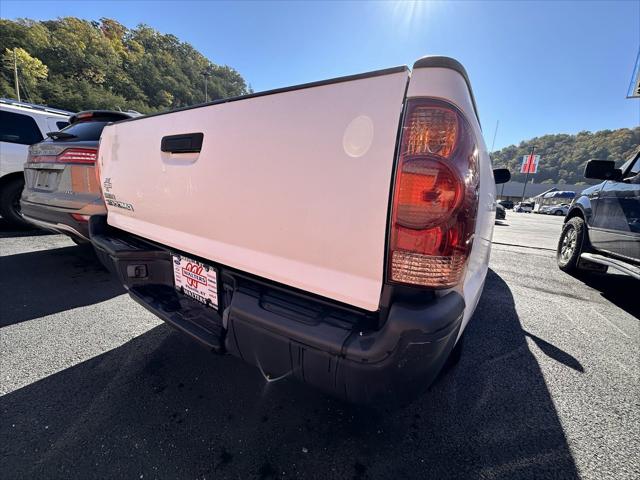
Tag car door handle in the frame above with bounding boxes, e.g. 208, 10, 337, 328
161, 133, 204, 153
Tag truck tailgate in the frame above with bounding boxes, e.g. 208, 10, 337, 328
99, 68, 409, 311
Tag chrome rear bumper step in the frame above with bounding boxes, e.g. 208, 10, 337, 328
20, 214, 90, 242
580, 253, 640, 280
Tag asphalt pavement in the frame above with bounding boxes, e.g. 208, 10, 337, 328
0, 214, 638, 480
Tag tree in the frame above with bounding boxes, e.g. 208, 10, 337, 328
491, 127, 639, 185
0, 17, 250, 112
2, 47, 48, 100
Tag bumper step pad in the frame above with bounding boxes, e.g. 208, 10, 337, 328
130, 284, 225, 352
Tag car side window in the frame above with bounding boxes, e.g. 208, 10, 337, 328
56, 121, 70, 130
626, 157, 640, 184
0, 111, 44, 145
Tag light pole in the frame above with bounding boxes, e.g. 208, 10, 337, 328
202, 70, 211, 103
489, 120, 507, 199
13, 48, 21, 102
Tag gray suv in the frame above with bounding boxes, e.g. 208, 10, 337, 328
20, 110, 134, 242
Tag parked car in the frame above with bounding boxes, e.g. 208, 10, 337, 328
514, 202, 533, 213
0, 98, 72, 226
20, 110, 135, 242
497, 199, 513, 209
545, 204, 570, 216
496, 203, 506, 220
91, 56, 510, 403
557, 149, 639, 279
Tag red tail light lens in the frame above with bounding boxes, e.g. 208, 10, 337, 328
28, 147, 97, 165
70, 213, 90, 222
57, 148, 98, 164
388, 99, 479, 288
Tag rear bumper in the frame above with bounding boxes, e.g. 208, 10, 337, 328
90, 216, 465, 404
20, 200, 105, 241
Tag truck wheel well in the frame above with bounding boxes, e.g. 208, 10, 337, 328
565, 208, 584, 222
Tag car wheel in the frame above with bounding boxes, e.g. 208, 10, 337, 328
557, 217, 587, 272
554, 210, 563, 216
0, 176, 30, 227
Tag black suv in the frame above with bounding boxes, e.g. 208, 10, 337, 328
557, 149, 640, 279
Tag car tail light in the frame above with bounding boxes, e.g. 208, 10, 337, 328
70, 213, 90, 222
57, 148, 98, 164
388, 98, 480, 288
28, 147, 98, 165
94, 147, 102, 192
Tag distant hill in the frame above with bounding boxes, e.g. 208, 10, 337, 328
491, 127, 639, 185
0, 17, 250, 113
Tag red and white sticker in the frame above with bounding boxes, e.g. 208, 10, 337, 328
172, 254, 218, 309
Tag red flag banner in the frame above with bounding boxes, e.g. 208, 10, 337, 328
520, 154, 540, 174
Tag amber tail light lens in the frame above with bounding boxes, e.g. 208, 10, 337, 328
388, 98, 479, 288
94, 148, 102, 194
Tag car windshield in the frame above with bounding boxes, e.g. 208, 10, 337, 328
54, 120, 110, 141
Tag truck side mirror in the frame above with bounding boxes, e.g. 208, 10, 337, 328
584, 160, 622, 181
493, 168, 510, 184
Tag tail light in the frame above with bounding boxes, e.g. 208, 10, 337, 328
388, 98, 479, 288
94, 147, 102, 193
70, 213, 90, 222
28, 147, 98, 165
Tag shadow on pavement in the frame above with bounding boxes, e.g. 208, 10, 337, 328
573, 272, 639, 319
524, 331, 584, 372
0, 218, 54, 239
0, 244, 124, 327
0, 269, 579, 479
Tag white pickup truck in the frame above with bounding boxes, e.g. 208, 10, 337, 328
91, 56, 510, 403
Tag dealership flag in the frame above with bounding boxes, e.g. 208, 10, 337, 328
521, 154, 540, 174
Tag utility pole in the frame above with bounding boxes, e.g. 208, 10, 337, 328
490, 120, 499, 152
202, 70, 211, 103
13, 48, 21, 102
521, 145, 535, 202
489, 120, 508, 199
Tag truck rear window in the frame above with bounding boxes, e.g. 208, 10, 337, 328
58, 121, 110, 141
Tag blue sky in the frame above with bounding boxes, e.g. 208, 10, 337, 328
3, 0, 639, 150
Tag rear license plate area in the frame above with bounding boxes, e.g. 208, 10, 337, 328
172, 254, 218, 309
34, 170, 59, 190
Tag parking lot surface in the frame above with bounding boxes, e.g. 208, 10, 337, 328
1, 214, 638, 480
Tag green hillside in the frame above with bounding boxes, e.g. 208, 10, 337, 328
2, 15, 637, 178
491, 127, 639, 185
0, 17, 250, 113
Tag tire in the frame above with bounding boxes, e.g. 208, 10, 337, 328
554, 210, 563, 216
0, 176, 29, 227
557, 217, 587, 272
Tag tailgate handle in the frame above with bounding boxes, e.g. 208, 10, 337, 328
161, 133, 204, 153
